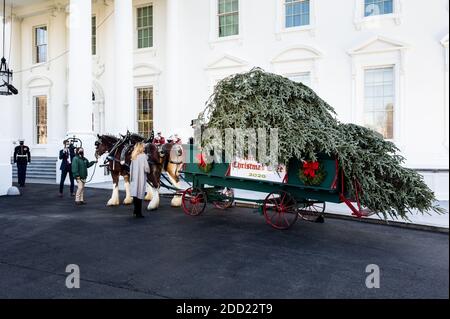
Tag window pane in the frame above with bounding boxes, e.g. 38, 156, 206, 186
34, 26, 47, 63
35, 96, 48, 145
137, 6, 153, 48
365, 0, 393, 16
218, 0, 239, 37
137, 88, 154, 139
92, 16, 97, 55
364, 67, 394, 139
285, 0, 310, 28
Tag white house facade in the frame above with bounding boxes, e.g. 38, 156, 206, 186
0, 0, 448, 199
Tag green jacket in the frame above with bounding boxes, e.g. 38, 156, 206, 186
72, 155, 96, 180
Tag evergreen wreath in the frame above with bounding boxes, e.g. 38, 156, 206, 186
196, 152, 214, 174
299, 161, 327, 186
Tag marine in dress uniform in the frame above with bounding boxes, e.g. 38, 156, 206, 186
13, 140, 31, 187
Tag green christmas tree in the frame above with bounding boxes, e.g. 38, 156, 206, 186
198, 68, 445, 220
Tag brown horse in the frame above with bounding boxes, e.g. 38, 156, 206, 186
95, 133, 184, 210
95, 134, 133, 206
144, 141, 184, 209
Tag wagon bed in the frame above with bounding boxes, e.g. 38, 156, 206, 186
179, 144, 370, 230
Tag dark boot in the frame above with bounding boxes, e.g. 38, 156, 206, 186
133, 197, 144, 218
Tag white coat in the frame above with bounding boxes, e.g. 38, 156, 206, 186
130, 153, 150, 199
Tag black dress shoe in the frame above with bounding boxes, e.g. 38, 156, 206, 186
135, 214, 145, 219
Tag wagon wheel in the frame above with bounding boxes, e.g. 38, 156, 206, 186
182, 187, 207, 216
298, 201, 326, 223
263, 191, 299, 230
212, 188, 235, 210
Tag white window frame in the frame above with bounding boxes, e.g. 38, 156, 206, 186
271, 45, 323, 91
362, 66, 395, 140
209, 0, 243, 45
33, 95, 48, 146
33, 24, 48, 65
357, 63, 400, 143
351, 62, 403, 143
348, 36, 407, 145
275, 0, 316, 37
135, 86, 154, 139
25, 76, 53, 149
134, 3, 154, 51
353, 0, 403, 30
205, 55, 249, 94
133, 63, 161, 133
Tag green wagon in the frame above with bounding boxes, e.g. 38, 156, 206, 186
180, 144, 370, 230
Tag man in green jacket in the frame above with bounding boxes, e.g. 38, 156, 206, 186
72, 147, 97, 205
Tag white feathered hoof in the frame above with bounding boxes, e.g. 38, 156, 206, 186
147, 189, 160, 211
123, 197, 133, 205
147, 197, 160, 211
144, 191, 153, 201
171, 195, 182, 207
107, 198, 120, 206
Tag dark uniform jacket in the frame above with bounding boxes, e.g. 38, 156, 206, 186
14, 145, 31, 165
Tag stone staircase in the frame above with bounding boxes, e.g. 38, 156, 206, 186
12, 157, 57, 184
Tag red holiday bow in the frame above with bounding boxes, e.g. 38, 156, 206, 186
303, 161, 319, 178
197, 153, 207, 168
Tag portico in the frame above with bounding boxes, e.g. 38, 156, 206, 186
0, 0, 448, 203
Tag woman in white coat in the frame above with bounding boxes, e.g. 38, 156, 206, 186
130, 142, 150, 218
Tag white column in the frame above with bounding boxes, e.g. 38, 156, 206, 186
165, 0, 181, 136
0, 15, 21, 195
67, 0, 93, 135
9, 15, 22, 141
66, 1, 106, 183
114, 0, 134, 133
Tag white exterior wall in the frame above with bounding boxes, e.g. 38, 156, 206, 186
0, 0, 448, 198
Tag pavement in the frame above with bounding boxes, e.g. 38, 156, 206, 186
0, 184, 448, 299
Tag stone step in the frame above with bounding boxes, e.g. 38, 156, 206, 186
13, 166, 56, 172
11, 157, 58, 181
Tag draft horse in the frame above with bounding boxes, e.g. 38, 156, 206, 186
94, 134, 134, 206
95, 133, 184, 210
144, 141, 185, 209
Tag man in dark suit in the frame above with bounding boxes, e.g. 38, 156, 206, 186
13, 139, 31, 187
59, 139, 76, 197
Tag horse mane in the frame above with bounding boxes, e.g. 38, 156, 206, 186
101, 134, 120, 143
128, 133, 147, 143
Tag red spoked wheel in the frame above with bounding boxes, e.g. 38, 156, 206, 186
263, 191, 299, 230
298, 201, 326, 223
182, 187, 207, 216
212, 188, 235, 210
